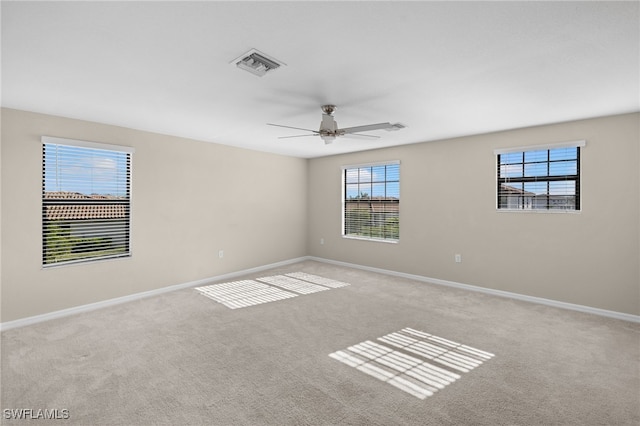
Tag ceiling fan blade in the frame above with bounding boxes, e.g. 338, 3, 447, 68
339, 122, 394, 134
342, 133, 380, 140
278, 134, 318, 139
268, 123, 319, 133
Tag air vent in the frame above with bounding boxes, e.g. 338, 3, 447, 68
231, 49, 285, 77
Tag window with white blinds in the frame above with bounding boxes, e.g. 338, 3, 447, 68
42, 137, 134, 267
342, 161, 399, 242
495, 141, 584, 211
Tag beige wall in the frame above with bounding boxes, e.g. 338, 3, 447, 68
2, 109, 638, 322
1, 108, 308, 322
308, 113, 639, 316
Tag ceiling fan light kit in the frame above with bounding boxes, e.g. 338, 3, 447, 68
268, 105, 406, 145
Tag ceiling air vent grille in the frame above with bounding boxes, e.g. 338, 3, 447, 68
232, 49, 285, 77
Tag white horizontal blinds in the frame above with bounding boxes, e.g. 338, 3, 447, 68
343, 162, 400, 241
42, 139, 132, 266
496, 141, 583, 211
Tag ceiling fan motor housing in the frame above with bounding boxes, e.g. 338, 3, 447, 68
320, 114, 338, 132
319, 111, 338, 143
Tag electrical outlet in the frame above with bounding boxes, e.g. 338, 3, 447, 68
455, 254, 462, 263
320, 238, 324, 245
219, 250, 224, 259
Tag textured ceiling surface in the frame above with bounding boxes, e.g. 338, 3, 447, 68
2, 1, 638, 158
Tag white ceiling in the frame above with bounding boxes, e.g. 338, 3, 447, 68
2, 1, 639, 158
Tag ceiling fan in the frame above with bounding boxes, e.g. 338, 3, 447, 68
268, 105, 405, 144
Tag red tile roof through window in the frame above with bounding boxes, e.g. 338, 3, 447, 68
43, 192, 128, 220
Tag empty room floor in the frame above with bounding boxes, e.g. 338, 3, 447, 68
1, 260, 638, 425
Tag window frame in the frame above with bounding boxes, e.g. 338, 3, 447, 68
41, 136, 134, 268
341, 160, 400, 243
494, 140, 585, 213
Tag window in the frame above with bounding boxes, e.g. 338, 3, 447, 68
343, 161, 399, 241
495, 141, 584, 211
42, 137, 134, 266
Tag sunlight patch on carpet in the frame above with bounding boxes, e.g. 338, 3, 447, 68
285, 272, 350, 288
195, 273, 350, 309
258, 275, 329, 294
195, 280, 297, 309
329, 328, 494, 400
378, 328, 494, 373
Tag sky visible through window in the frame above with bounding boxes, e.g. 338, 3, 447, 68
43, 144, 129, 197
345, 164, 399, 199
499, 147, 577, 196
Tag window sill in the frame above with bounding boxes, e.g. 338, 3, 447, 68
42, 254, 132, 270
342, 235, 399, 244
496, 209, 581, 214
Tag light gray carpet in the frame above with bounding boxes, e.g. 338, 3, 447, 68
2, 260, 639, 425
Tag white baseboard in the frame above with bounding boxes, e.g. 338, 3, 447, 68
0, 257, 307, 332
307, 256, 640, 324
2, 255, 638, 331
